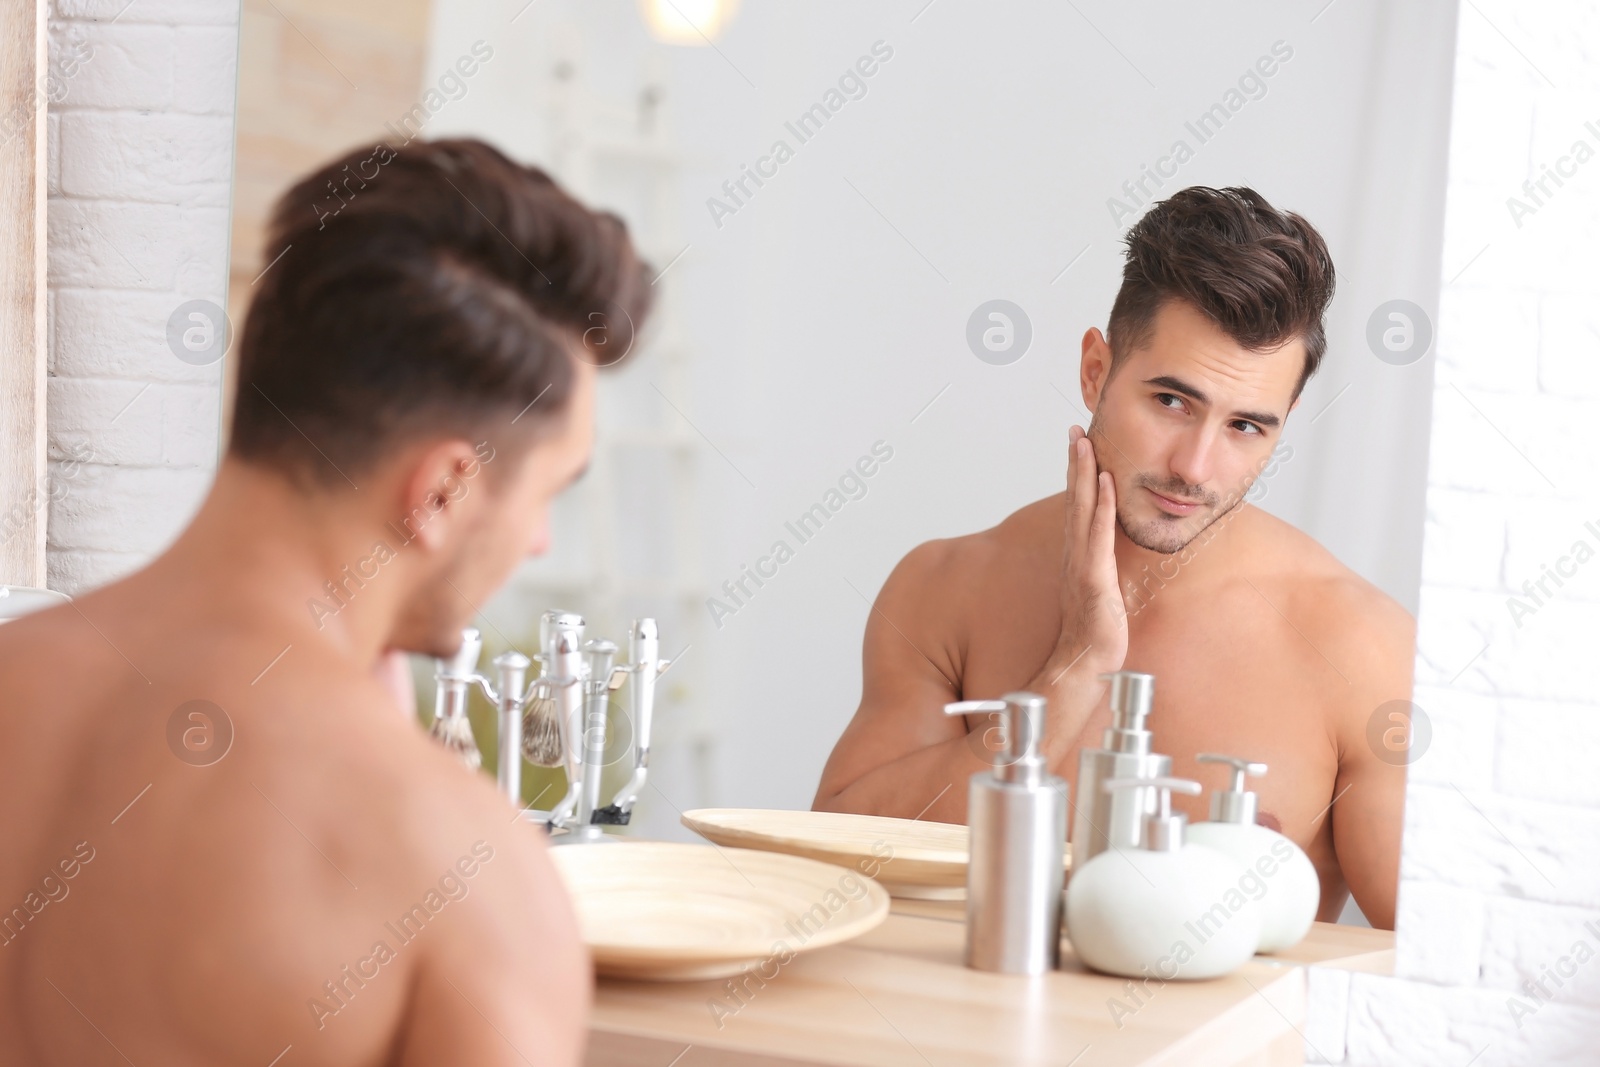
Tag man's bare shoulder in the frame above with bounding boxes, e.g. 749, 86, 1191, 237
1233, 505, 1415, 682
166, 665, 580, 1051
1300, 570, 1416, 688
0, 591, 519, 864
0, 599, 104, 695
233, 663, 540, 887
892, 493, 1063, 586
874, 493, 1063, 649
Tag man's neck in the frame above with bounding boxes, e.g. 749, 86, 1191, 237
132, 457, 408, 669
1112, 500, 1255, 618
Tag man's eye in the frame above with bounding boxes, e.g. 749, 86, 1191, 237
1155, 393, 1184, 410
1233, 421, 1263, 435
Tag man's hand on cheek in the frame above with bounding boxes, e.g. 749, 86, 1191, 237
1017, 424, 1133, 769
1057, 425, 1128, 673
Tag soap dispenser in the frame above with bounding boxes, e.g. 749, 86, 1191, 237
1186, 753, 1320, 953
1070, 671, 1172, 877
1065, 776, 1260, 980
943, 692, 1068, 975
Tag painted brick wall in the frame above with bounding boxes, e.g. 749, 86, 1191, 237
45, 0, 237, 594
1308, 2, 1600, 1064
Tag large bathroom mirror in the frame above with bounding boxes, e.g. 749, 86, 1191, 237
228, 0, 1456, 931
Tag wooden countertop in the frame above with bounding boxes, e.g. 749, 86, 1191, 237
585, 896, 1394, 1067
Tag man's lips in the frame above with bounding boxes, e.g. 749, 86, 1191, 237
1147, 487, 1202, 514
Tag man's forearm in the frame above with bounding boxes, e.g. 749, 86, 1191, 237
816, 732, 994, 823
819, 652, 1113, 824
1023, 651, 1112, 775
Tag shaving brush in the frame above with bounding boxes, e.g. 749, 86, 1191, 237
521, 687, 565, 767
429, 707, 482, 771
431, 628, 485, 771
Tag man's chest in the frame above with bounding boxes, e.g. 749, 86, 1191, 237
962, 599, 1343, 854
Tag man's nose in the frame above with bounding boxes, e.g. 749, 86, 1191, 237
1167, 427, 1219, 492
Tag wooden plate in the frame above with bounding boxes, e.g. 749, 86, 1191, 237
681, 808, 1069, 897
547, 840, 890, 981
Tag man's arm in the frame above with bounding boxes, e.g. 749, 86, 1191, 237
812, 538, 993, 823
1324, 587, 1416, 932
814, 426, 1128, 821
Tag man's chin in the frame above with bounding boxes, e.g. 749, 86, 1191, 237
388, 622, 479, 661
1118, 508, 1217, 556
419, 635, 466, 660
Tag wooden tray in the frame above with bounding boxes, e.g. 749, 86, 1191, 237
547, 840, 889, 981
680, 808, 1071, 898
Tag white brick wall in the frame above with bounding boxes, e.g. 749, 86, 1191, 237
44, 0, 237, 594
1309, 2, 1600, 1063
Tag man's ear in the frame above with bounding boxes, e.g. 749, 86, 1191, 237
395, 438, 483, 552
1080, 327, 1113, 412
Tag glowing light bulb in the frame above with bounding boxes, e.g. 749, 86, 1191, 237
639, 0, 740, 45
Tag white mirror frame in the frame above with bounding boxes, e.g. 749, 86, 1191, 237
0, 0, 47, 588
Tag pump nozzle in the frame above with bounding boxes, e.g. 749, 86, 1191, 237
1102, 775, 1201, 851
1095, 671, 1156, 753
944, 692, 1048, 785
440, 628, 484, 679
1196, 753, 1267, 824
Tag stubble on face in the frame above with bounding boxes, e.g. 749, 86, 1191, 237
1087, 411, 1244, 557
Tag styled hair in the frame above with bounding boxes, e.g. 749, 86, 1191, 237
229, 137, 654, 486
1107, 186, 1335, 401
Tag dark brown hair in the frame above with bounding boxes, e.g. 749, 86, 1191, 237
1107, 186, 1334, 402
229, 137, 654, 486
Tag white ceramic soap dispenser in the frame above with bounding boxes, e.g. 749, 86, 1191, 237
1066, 776, 1261, 980
1186, 753, 1320, 953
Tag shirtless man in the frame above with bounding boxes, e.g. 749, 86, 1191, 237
0, 139, 652, 1065
815, 186, 1413, 930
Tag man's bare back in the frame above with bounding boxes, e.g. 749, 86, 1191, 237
0, 479, 587, 1067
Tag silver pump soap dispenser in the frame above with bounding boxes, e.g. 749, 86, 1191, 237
1069, 670, 1171, 878
943, 691, 1068, 975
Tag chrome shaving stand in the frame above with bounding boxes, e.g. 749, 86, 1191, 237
430, 612, 671, 843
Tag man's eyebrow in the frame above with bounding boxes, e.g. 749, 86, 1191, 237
1142, 374, 1282, 429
